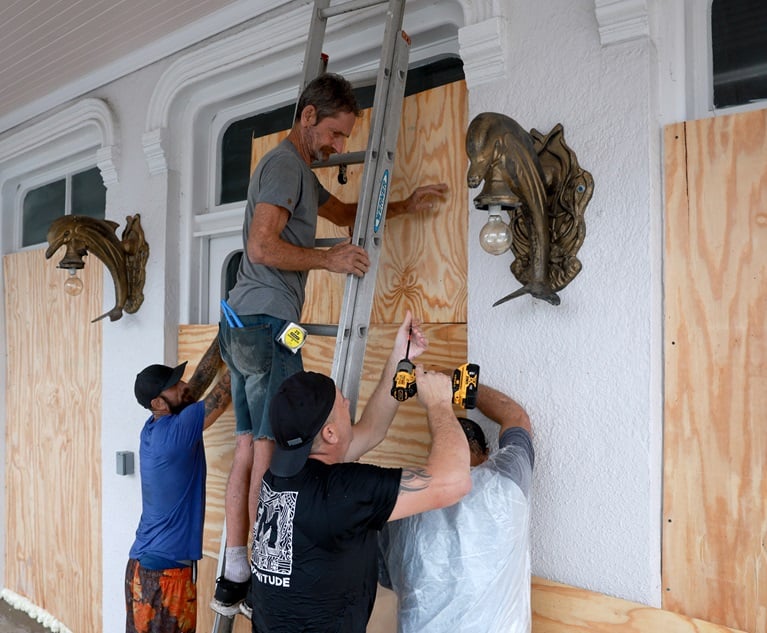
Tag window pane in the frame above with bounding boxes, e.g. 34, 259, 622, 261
71, 167, 106, 219
220, 107, 294, 205
23, 180, 66, 247
219, 57, 464, 204
712, 0, 767, 108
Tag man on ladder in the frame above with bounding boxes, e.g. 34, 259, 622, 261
212, 71, 447, 617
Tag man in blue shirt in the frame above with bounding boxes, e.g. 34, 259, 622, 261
126, 339, 231, 633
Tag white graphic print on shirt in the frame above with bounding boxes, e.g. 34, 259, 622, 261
253, 481, 297, 579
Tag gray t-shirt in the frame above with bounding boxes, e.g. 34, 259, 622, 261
227, 139, 330, 322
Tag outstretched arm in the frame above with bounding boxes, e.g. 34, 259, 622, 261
475, 383, 531, 438
202, 370, 232, 430
187, 337, 225, 401
387, 367, 471, 522
344, 311, 428, 461
318, 183, 449, 226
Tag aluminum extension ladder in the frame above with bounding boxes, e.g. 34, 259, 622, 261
211, 0, 409, 630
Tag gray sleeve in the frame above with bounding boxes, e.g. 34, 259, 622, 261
255, 152, 303, 212
318, 184, 330, 207
492, 427, 534, 498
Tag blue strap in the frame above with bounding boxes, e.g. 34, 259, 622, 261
220, 299, 244, 328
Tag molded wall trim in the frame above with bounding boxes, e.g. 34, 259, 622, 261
458, 17, 509, 90
0, 98, 118, 183
595, 0, 650, 46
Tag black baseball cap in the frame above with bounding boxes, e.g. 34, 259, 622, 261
269, 371, 337, 477
134, 362, 188, 409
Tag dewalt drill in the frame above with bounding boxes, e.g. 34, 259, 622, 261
390, 328, 480, 409
390, 328, 418, 402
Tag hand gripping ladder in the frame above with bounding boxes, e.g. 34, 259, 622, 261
211, 1, 409, 631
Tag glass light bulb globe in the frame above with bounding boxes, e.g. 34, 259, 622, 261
479, 213, 512, 255
63, 271, 84, 296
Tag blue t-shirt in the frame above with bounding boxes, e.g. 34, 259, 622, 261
129, 400, 206, 562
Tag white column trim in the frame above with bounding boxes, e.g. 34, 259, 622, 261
458, 16, 509, 90
141, 128, 169, 177
594, 0, 650, 46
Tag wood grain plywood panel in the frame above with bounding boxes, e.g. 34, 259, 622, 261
663, 111, 767, 632
3, 249, 102, 632
531, 577, 746, 633
249, 81, 468, 327
369, 576, 747, 633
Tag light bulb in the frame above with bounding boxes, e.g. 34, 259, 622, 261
63, 269, 84, 296
479, 212, 512, 255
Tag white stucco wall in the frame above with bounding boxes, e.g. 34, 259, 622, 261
0, 0, 684, 631
92, 58, 178, 626
466, 3, 663, 604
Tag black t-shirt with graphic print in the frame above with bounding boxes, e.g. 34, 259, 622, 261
250, 458, 402, 633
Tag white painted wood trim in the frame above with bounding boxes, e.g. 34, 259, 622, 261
145, 1, 323, 134
594, 0, 650, 46
0, 98, 116, 168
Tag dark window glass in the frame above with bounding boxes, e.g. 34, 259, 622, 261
219, 57, 465, 204
71, 167, 106, 219
22, 180, 66, 247
712, 0, 767, 108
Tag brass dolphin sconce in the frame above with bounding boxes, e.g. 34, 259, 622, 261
466, 112, 594, 306
45, 214, 149, 322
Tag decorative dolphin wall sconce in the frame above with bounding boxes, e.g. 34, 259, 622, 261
466, 112, 594, 306
45, 214, 149, 322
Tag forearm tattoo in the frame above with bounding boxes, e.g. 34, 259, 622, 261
189, 339, 222, 398
204, 372, 231, 418
399, 467, 432, 494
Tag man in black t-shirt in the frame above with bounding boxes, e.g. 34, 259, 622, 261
249, 312, 472, 632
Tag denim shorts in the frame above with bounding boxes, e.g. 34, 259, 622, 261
218, 314, 304, 439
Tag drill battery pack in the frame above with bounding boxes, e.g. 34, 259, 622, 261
452, 363, 480, 409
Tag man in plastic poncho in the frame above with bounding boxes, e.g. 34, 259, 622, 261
379, 382, 534, 633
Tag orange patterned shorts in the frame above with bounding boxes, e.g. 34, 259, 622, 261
125, 558, 196, 633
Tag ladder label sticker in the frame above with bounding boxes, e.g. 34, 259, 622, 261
374, 170, 389, 233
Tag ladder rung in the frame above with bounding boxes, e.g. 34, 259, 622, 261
320, 0, 388, 19
314, 237, 347, 247
303, 323, 340, 337
311, 150, 366, 169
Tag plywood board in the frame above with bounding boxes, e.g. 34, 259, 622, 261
178, 322, 467, 631
249, 81, 469, 327
663, 110, 767, 632
531, 577, 746, 633
368, 577, 746, 633
3, 249, 103, 633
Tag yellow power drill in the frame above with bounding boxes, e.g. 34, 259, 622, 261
390, 329, 480, 409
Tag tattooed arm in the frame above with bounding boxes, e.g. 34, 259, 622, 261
202, 370, 231, 430
187, 337, 225, 401
387, 366, 471, 522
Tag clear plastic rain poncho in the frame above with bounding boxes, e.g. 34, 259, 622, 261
379, 428, 533, 633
